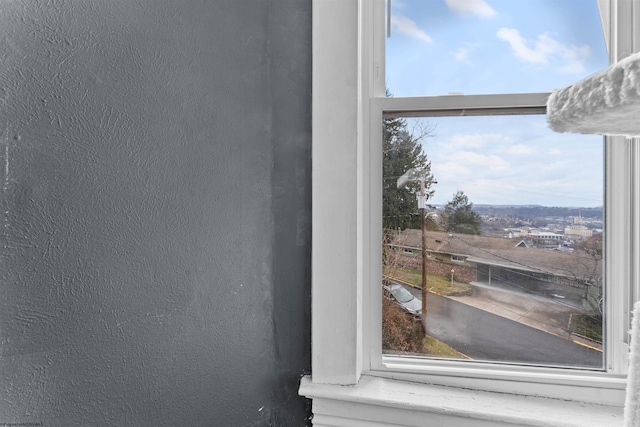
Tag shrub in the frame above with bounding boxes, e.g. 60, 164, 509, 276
382, 297, 425, 352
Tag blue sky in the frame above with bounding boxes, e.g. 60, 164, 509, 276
386, 0, 609, 207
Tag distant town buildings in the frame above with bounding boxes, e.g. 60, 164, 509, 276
529, 231, 564, 248
501, 214, 596, 248
564, 215, 594, 240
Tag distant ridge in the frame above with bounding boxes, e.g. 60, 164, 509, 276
468, 205, 603, 220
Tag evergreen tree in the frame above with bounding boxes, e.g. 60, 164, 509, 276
443, 191, 482, 235
383, 116, 435, 230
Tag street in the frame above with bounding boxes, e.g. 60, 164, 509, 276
397, 283, 603, 368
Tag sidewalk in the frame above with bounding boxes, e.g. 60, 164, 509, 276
446, 282, 602, 351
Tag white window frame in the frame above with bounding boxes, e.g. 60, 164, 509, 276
301, 1, 638, 425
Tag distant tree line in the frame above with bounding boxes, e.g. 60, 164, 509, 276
472, 205, 603, 221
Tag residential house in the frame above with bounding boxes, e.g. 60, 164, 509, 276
389, 229, 602, 312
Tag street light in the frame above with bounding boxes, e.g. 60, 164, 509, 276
451, 269, 455, 287
397, 169, 436, 326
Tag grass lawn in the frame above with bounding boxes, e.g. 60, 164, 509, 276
422, 335, 469, 359
569, 314, 602, 343
384, 265, 472, 296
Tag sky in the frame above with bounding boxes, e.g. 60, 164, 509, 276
386, 0, 609, 207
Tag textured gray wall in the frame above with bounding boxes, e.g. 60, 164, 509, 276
0, 1, 311, 425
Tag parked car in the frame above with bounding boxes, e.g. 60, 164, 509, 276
383, 282, 422, 318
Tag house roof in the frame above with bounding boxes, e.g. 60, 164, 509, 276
390, 229, 601, 279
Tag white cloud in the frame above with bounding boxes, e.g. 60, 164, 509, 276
505, 144, 534, 156
453, 47, 471, 63
497, 28, 546, 63
433, 161, 472, 180
391, 15, 432, 43
549, 148, 562, 156
445, 0, 496, 17
468, 178, 573, 203
469, 179, 520, 197
456, 151, 510, 170
532, 159, 566, 171
432, 151, 511, 183
496, 28, 591, 73
446, 133, 510, 149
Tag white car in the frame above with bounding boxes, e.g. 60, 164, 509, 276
383, 282, 422, 318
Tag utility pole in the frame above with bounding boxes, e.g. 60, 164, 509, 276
419, 180, 427, 318
397, 169, 436, 326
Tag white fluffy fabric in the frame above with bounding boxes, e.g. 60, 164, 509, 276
548, 51, 640, 426
625, 301, 640, 427
547, 51, 640, 136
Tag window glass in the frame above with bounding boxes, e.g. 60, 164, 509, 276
382, 113, 604, 369
386, 0, 609, 96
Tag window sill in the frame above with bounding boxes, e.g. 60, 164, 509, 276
299, 374, 623, 427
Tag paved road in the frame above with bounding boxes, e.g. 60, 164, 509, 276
400, 284, 602, 368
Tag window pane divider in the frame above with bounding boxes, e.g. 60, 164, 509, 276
378, 92, 549, 118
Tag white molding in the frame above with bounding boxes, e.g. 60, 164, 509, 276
605, 137, 633, 374
603, 0, 640, 374
305, 0, 634, 423
311, 0, 361, 384
300, 375, 624, 427
597, 0, 610, 55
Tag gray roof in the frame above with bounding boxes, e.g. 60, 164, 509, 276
390, 229, 601, 280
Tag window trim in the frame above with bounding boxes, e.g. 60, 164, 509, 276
303, 0, 636, 424
369, 94, 628, 404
